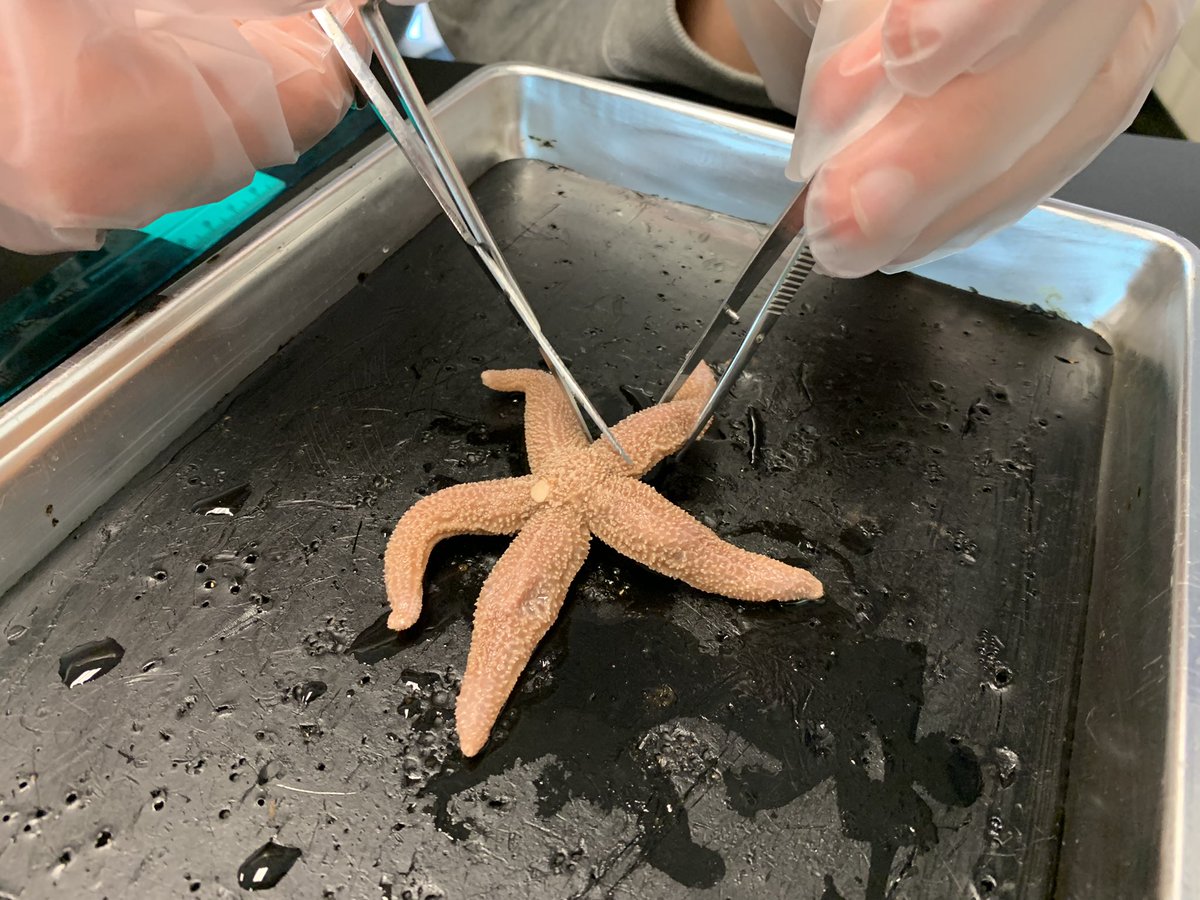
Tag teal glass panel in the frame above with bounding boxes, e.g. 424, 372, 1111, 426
0, 107, 379, 404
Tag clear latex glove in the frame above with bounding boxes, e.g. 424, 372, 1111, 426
0, 1, 415, 255
731, 0, 1195, 277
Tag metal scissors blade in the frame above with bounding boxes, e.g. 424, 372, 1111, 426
314, 3, 632, 464
659, 186, 808, 404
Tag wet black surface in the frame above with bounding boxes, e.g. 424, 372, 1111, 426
0, 160, 1110, 898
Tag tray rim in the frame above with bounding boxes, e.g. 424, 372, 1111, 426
478, 62, 1200, 260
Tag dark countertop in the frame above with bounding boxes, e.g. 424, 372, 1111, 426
1056, 132, 1200, 247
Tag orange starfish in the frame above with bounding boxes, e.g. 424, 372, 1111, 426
384, 364, 823, 756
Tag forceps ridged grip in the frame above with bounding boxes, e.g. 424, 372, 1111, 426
660, 187, 817, 455
313, 3, 632, 464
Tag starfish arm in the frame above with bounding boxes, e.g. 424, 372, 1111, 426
384, 477, 539, 631
590, 363, 718, 477
481, 369, 589, 472
587, 478, 824, 601
456, 506, 591, 757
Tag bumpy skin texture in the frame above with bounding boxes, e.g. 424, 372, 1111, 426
383, 365, 824, 757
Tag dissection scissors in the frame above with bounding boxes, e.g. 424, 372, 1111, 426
313, 2, 632, 463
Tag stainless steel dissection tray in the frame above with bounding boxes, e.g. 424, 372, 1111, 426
0, 65, 1196, 899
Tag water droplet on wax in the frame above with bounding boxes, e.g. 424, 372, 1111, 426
191, 484, 252, 516
59, 638, 126, 687
237, 841, 302, 891
293, 681, 328, 706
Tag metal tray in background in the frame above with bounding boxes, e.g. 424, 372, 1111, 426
0, 66, 1196, 899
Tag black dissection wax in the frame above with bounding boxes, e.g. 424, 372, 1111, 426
0, 160, 1110, 899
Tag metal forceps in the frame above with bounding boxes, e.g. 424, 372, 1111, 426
660, 187, 818, 455
313, 3, 631, 463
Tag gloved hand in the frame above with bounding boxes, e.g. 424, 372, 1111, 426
728, 0, 1195, 277
0, 1, 414, 255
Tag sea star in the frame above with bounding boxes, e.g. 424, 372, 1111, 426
384, 363, 824, 756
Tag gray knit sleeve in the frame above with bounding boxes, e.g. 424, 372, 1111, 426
428, 0, 771, 109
